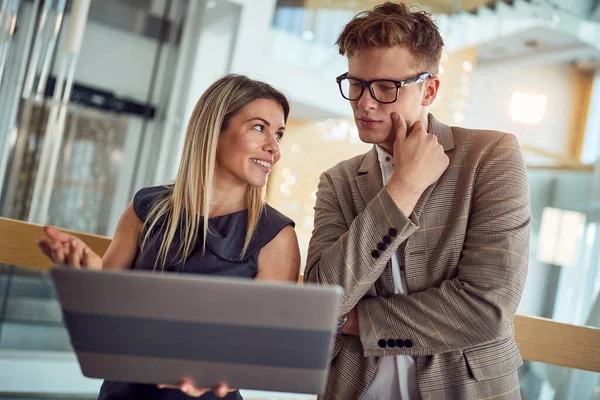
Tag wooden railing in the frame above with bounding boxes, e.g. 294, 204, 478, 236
1, 217, 599, 373
0, 217, 110, 271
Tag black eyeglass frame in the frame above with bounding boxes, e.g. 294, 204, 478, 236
335, 72, 433, 104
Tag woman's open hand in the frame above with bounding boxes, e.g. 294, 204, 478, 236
37, 226, 103, 269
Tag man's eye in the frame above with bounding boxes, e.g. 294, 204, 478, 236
378, 84, 396, 92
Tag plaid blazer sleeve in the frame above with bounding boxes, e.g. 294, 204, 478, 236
304, 172, 420, 320
356, 133, 531, 356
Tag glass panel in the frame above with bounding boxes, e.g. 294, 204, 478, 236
2, 101, 128, 234
519, 360, 600, 400
269, 3, 348, 76
1, 0, 190, 237
519, 168, 600, 328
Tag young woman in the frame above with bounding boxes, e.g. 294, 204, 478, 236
38, 74, 301, 399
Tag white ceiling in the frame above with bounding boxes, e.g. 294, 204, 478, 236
477, 26, 600, 70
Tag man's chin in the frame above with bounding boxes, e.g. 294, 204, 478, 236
357, 128, 391, 145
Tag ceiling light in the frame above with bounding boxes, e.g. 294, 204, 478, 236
510, 91, 547, 124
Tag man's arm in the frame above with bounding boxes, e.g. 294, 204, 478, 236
305, 113, 449, 320
304, 172, 419, 318
355, 133, 530, 356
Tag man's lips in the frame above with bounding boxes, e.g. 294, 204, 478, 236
357, 117, 383, 128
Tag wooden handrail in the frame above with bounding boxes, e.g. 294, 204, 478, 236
1, 217, 599, 373
0, 217, 110, 271
513, 314, 600, 372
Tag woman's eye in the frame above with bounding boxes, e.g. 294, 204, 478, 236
275, 132, 284, 141
253, 124, 264, 132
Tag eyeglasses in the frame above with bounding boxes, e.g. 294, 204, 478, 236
336, 72, 433, 104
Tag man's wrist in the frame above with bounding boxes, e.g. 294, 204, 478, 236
386, 179, 423, 216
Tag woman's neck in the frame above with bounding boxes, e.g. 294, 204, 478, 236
207, 181, 248, 217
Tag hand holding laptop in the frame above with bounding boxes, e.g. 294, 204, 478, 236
38, 226, 238, 397
157, 379, 236, 397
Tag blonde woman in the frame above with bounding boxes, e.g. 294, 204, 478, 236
38, 74, 301, 399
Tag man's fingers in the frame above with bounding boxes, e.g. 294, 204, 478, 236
408, 120, 425, 137
391, 112, 407, 141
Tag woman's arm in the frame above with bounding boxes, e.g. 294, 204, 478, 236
101, 201, 143, 270
255, 225, 301, 282
38, 201, 142, 270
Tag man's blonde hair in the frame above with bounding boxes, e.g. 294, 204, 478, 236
336, 2, 444, 75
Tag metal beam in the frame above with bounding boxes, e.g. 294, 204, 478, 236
592, 0, 600, 20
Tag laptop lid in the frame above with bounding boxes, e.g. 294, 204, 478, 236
50, 266, 342, 394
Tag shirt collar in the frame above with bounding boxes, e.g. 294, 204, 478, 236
375, 145, 393, 169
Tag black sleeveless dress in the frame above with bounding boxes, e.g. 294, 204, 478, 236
97, 185, 295, 400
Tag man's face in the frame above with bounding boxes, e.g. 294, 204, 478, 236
347, 46, 439, 153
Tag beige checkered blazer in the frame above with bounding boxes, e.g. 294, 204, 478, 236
305, 114, 530, 400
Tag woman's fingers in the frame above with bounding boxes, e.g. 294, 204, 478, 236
37, 238, 53, 260
181, 381, 208, 397
157, 380, 235, 397
157, 382, 208, 397
39, 226, 102, 269
67, 240, 83, 268
44, 226, 75, 242
82, 247, 103, 269
213, 383, 232, 398
51, 240, 66, 264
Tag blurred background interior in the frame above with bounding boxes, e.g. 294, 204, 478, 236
0, 0, 599, 398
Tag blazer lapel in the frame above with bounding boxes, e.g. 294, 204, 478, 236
355, 147, 383, 212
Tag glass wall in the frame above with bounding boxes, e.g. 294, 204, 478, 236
0, 0, 189, 237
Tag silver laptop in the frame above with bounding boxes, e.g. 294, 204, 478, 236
50, 266, 342, 395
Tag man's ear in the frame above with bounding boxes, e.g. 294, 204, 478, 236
422, 77, 440, 107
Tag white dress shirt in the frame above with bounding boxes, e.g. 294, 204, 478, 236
362, 145, 421, 400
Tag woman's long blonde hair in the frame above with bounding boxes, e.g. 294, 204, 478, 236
141, 74, 290, 270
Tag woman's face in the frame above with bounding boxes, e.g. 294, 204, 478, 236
215, 98, 286, 188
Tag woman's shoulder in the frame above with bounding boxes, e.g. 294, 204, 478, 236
259, 203, 295, 230
133, 185, 172, 221
249, 204, 295, 254
206, 204, 295, 261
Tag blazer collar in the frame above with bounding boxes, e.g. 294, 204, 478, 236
428, 113, 454, 152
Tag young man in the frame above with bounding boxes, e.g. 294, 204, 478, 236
304, 2, 530, 399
